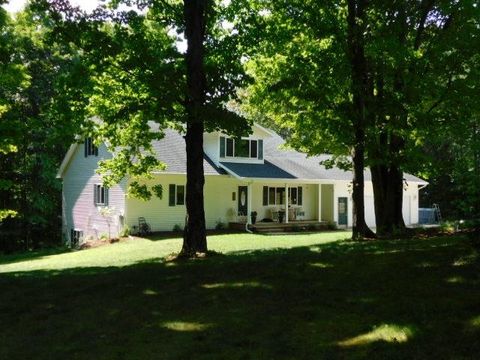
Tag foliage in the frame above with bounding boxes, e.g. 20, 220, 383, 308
119, 225, 130, 237
326, 221, 338, 231
0, 5, 87, 252
215, 220, 226, 230
172, 224, 183, 232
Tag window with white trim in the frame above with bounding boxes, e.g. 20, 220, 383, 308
220, 136, 263, 160
169, 184, 185, 206
94, 184, 108, 206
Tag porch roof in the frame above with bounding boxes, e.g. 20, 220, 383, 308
219, 161, 297, 179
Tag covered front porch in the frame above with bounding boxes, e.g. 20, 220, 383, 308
231, 180, 339, 226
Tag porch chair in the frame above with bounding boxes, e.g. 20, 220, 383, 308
138, 217, 151, 236
270, 208, 279, 222
296, 208, 305, 220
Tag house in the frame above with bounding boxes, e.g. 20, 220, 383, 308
57, 123, 427, 245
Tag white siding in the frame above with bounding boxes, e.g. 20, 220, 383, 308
125, 174, 240, 231
203, 132, 220, 165
62, 143, 126, 244
203, 124, 272, 168
332, 180, 420, 228
125, 177, 324, 230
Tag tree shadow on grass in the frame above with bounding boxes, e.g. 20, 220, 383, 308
0, 236, 479, 359
0, 246, 72, 266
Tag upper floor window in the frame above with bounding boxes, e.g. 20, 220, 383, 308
84, 137, 98, 157
169, 184, 185, 206
94, 184, 108, 206
220, 136, 263, 160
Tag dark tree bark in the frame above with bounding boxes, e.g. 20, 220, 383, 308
368, 2, 413, 237
181, 0, 208, 256
347, 0, 376, 240
371, 162, 406, 236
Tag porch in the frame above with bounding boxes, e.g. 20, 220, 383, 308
233, 181, 339, 226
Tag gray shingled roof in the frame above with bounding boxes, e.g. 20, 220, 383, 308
152, 127, 426, 184
151, 129, 226, 175
260, 132, 425, 183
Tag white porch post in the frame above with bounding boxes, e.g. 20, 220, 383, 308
285, 183, 289, 223
333, 183, 338, 224
318, 183, 322, 222
247, 182, 252, 224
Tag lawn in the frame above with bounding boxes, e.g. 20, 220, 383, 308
1, 231, 479, 359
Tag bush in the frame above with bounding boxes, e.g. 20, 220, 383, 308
119, 225, 130, 237
326, 221, 337, 230
458, 219, 480, 230
307, 223, 318, 231
440, 221, 456, 232
215, 221, 226, 230
173, 224, 183, 232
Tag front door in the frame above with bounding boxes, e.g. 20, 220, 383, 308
238, 186, 248, 216
338, 197, 348, 226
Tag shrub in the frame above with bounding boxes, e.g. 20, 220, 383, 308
173, 224, 183, 232
307, 223, 318, 231
119, 225, 130, 237
326, 221, 337, 230
215, 221, 226, 230
440, 221, 456, 233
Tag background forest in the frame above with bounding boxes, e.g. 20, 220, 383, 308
0, 0, 479, 253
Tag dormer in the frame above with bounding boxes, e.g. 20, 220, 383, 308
219, 136, 263, 163
203, 123, 274, 166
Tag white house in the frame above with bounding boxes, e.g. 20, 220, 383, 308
57, 123, 427, 245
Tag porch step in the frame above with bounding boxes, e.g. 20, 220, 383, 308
250, 221, 331, 234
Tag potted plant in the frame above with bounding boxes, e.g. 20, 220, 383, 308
250, 211, 258, 225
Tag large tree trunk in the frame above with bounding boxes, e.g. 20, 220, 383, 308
347, 0, 375, 240
181, 0, 208, 256
371, 163, 405, 237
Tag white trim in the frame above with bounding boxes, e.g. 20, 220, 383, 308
253, 122, 276, 137
57, 143, 79, 179
285, 183, 289, 223
318, 183, 322, 222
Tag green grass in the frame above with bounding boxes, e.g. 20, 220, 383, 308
1, 231, 479, 359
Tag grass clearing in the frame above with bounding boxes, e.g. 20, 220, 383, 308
1, 231, 479, 359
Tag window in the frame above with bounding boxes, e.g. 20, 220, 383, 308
176, 185, 185, 205
262, 186, 303, 206
84, 137, 98, 157
236, 139, 250, 157
93, 184, 108, 206
220, 137, 262, 159
169, 184, 185, 206
268, 187, 276, 205
250, 140, 258, 158
226, 138, 234, 157
276, 188, 285, 205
